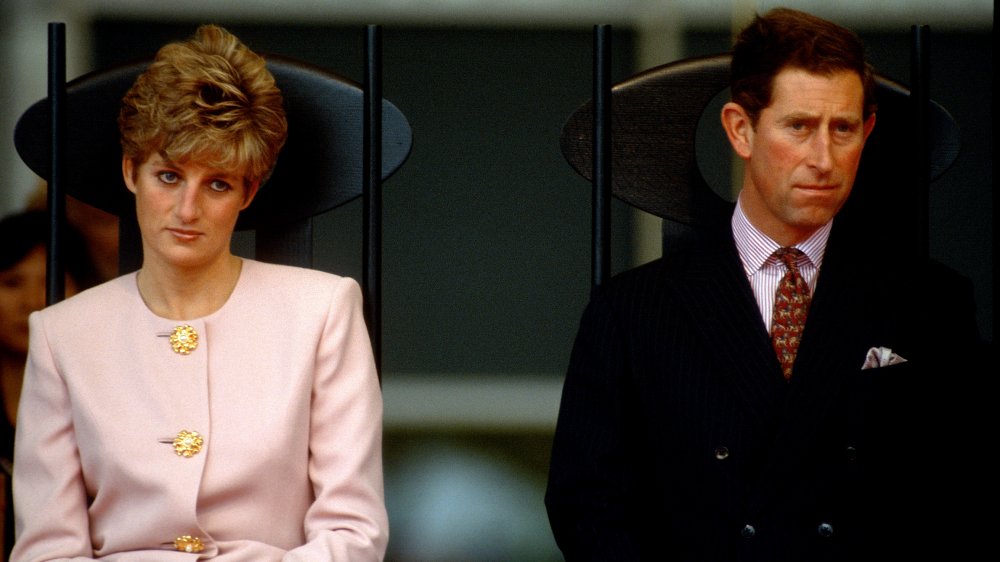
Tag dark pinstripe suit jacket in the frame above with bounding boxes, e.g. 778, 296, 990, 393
546, 221, 981, 561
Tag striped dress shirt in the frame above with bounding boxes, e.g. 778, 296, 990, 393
731, 199, 830, 334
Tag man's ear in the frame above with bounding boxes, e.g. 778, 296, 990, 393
862, 112, 876, 143
721, 102, 754, 159
240, 181, 260, 210
122, 157, 137, 194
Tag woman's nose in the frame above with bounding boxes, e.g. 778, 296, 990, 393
175, 185, 201, 222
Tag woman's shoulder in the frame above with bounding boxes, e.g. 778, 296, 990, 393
240, 259, 361, 300
35, 273, 138, 322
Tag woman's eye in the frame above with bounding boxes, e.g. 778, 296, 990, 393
209, 180, 231, 192
157, 171, 179, 184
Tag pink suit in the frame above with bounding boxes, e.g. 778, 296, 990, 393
12, 259, 387, 561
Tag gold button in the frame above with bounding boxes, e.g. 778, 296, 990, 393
169, 325, 199, 355
174, 535, 204, 553
173, 430, 204, 457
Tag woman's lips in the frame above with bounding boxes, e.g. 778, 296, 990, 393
168, 228, 202, 241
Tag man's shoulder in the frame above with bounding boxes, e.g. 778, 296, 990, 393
604, 227, 733, 294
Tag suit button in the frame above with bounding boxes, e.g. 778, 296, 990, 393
173, 535, 205, 552
714, 446, 730, 460
817, 522, 834, 537
740, 524, 756, 538
845, 446, 857, 461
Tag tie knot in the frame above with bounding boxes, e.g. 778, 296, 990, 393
774, 247, 804, 272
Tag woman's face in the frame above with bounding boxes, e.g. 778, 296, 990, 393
123, 154, 258, 273
0, 246, 48, 354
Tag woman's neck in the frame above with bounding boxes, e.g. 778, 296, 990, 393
136, 255, 244, 320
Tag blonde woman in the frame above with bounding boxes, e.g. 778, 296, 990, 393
12, 25, 387, 561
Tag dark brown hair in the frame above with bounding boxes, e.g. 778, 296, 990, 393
0, 210, 98, 288
730, 7, 877, 124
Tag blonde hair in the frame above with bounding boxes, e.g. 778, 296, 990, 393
118, 24, 287, 187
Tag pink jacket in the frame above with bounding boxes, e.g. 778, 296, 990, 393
12, 260, 387, 561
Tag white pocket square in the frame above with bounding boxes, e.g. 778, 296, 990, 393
861, 346, 908, 369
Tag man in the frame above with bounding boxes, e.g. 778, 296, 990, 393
545, 8, 980, 560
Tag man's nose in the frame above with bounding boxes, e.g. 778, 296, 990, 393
808, 132, 834, 173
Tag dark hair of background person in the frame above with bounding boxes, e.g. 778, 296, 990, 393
0, 210, 99, 289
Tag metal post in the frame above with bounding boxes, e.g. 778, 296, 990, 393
910, 25, 931, 259
46, 23, 67, 306
592, 24, 612, 291
363, 24, 384, 377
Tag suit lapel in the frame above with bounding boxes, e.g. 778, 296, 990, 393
785, 232, 868, 416
748, 226, 873, 510
785, 226, 874, 428
668, 233, 786, 434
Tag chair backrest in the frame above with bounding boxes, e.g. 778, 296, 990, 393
561, 44, 961, 287
13, 26, 412, 370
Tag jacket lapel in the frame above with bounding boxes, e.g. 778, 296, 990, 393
785, 232, 868, 419
668, 233, 787, 435
748, 226, 873, 510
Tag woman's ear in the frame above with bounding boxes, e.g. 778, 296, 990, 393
122, 157, 137, 194
721, 102, 754, 160
240, 181, 260, 210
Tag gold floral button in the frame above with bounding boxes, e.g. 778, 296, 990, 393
169, 325, 199, 355
172, 430, 204, 458
174, 535, 205, 553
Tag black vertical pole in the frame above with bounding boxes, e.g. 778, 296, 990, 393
910, 25, 931, 260
46, 23, 67, 306
363, 24, 384, 379
592, 24, 612, 291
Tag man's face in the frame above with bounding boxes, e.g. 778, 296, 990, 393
723, 67, 875, 246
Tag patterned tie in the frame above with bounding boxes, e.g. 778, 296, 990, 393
771, 248, 811, 380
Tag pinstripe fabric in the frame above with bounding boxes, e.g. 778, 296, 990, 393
547, 216, 983, 561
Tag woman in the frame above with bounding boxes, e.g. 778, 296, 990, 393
12, 25, 387, 561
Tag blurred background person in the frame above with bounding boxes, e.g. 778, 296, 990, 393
1, 209, 96, 560
27, 185, 120, 285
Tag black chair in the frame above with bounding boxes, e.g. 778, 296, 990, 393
14, 25, 412, 367
561, 27, 960, 289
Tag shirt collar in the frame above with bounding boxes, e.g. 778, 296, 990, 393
731, 196, 831, 276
